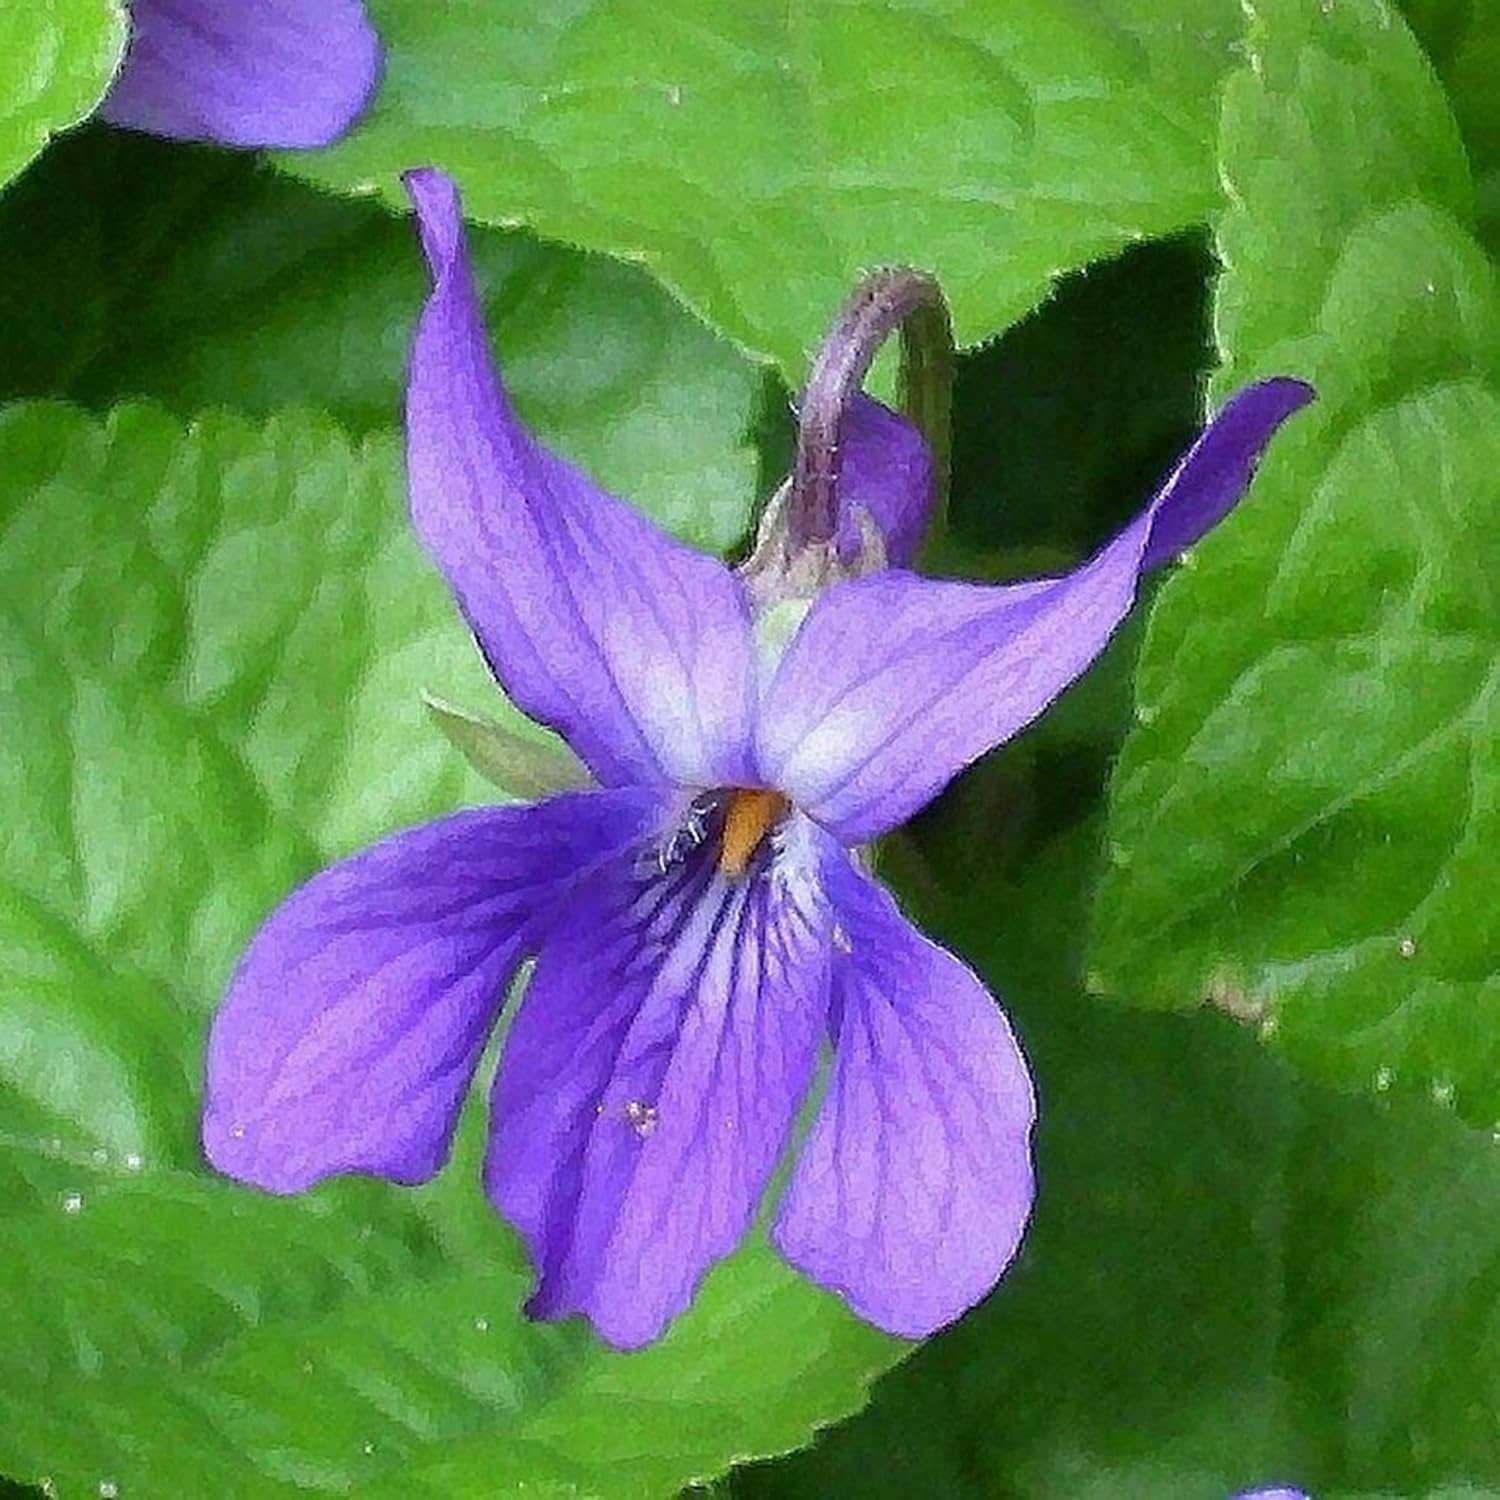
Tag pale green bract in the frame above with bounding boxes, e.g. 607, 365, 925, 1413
1091, 0, 1500, 1126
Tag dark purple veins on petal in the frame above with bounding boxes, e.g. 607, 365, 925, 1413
486, 813, 832, 1349
773, 844, 1035, 1338
203, 788, 661, 1195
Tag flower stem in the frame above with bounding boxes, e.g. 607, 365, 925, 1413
789, 268, 954, 551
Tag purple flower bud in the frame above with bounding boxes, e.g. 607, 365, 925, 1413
833, 393, 934, 568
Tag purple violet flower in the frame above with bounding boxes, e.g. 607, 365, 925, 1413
201, 165, 1314, 1349
99, 0, 381, 149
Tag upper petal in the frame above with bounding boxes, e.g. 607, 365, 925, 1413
757, 377, 1315, 840
834, 395, 934, 568
204, 787, 660, 1194
403, 167, 757, 790
772, 848, 1035, 1339
98, 0, 381, 148
486, 813, 833, 1349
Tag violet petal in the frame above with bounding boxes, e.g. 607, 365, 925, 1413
99, 0, 381, 149
834, 395, 933, 567
772, 846, 1035, 1339
757, 377, 1314, 841
403, 167, 758, 790
1140, 379, 1316, 569
204, 787, 660, 1194
486, 818, 832, 1349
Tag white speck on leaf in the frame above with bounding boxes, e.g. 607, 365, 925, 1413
1205, 973, 1264, 1025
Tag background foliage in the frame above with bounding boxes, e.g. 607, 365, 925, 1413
2, 1, 1498, 1497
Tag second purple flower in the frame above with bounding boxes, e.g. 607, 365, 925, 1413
100, 0, 381, 149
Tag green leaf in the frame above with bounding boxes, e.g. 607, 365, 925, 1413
286, 0, 1242, 378
948, 232, 1214, 557
1090, 0, 1500, 1123
737, 819, 1500, 1499
0, 126, 763, 556
0, 401, 901, 1498
883, 832, 1304, 1499
1400, 0, 1500, 254
0, 0, 122, 193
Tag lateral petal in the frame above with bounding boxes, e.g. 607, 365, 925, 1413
773, 850, 1035, 1338
757, 378, 1314, 840
203, 788, 659, 1193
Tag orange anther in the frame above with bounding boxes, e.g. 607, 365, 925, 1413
718, 788, 789, 876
